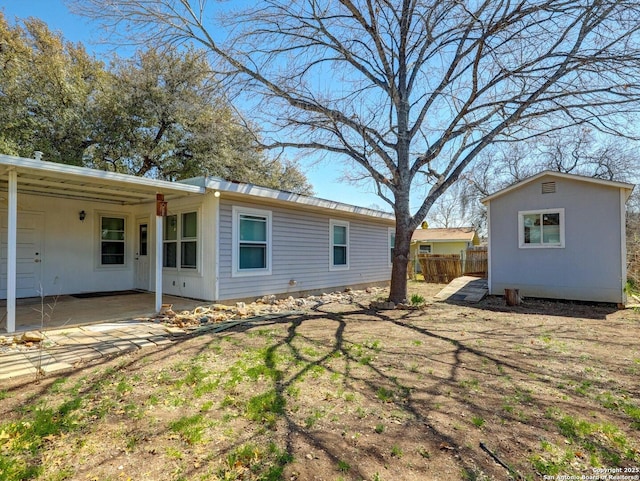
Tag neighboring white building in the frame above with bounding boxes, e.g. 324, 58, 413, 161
482, 171, 635, 304
0, 154, 395, 332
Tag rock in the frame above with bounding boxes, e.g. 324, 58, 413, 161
212, 304, 234, 311
370, 300, 396, 310
236, 302, 246, 309
21, 331, 45, 343
158, 303, 173, 315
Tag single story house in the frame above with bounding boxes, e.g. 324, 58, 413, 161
0, 153, 395, 332
410, 227, 480, 273
481, 171, 635, 304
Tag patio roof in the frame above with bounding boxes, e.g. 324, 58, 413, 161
0, 154, 205, 205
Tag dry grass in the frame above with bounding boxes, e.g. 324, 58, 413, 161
1, 281, 639, 481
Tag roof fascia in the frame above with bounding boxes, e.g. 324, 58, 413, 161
0, 154, 205, 195
481, 171, 635, 204
201, 177, 395, 221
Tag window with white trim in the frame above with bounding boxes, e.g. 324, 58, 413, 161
163, 214, 178, 268
418, 244, 432, 254
163, 211, 198, 269
232, 206, 272, 276
181, 212, 197, 269
330, 220, 349, 270
100, 216, 125, 265
518, 208, 565, 248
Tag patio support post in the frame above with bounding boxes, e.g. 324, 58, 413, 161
6, 169, 17, 333
155, 194, 164, 312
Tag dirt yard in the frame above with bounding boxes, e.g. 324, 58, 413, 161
2, 281, 639, 481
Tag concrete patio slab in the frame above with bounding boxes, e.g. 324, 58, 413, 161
147, 336, 173, 346
21, 350, 73, 374
0, 352, 38, 380
0, 296, 293, 381
130, 338, 158, 349
45, 347, 96, 365
90, 342, 123, 356
1, 292, 207, 334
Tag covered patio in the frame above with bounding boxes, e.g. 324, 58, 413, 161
0, 291, 209, 333
0, 154, 205, 333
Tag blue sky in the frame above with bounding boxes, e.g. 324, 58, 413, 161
0, 0, 388, 211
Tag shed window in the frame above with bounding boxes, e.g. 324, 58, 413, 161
419, 244, 432, 254
330, 220, 349, 270
232, 206, 272, 276
518, 209, 565, 248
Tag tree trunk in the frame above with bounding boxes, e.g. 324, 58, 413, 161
389, 214, 413, 304
504, 288, 522, 306
388, 131, 414, 305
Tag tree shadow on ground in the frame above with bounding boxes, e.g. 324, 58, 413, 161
2, 298, 639, 480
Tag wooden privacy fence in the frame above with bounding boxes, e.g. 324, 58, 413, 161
417, 247, 487, 283
464, 247, 488, 278
418, 254, 461, 283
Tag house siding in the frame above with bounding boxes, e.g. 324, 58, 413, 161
217, 199, 392, 301
0, 192, 144, 298
411, 240, 471, 257
487, 175, 624, 303
160, 192, 218, 300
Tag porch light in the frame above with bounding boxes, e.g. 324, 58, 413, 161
79, 210, 86, 222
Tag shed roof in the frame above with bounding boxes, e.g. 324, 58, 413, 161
481, 171, 635, 204
412, 227, 477, 243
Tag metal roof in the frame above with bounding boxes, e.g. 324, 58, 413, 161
0, 154, 204, 204
181, 176, 396, 221
0, 154, 396, 220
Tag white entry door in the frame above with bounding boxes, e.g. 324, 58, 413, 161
134, 218, 150, 290
0, 211, 44, 299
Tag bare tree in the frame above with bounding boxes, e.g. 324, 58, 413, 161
70, 0, 640, 303
458, 128, 640, 231
627, 188, 640, 294
427, 181, 482, 230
